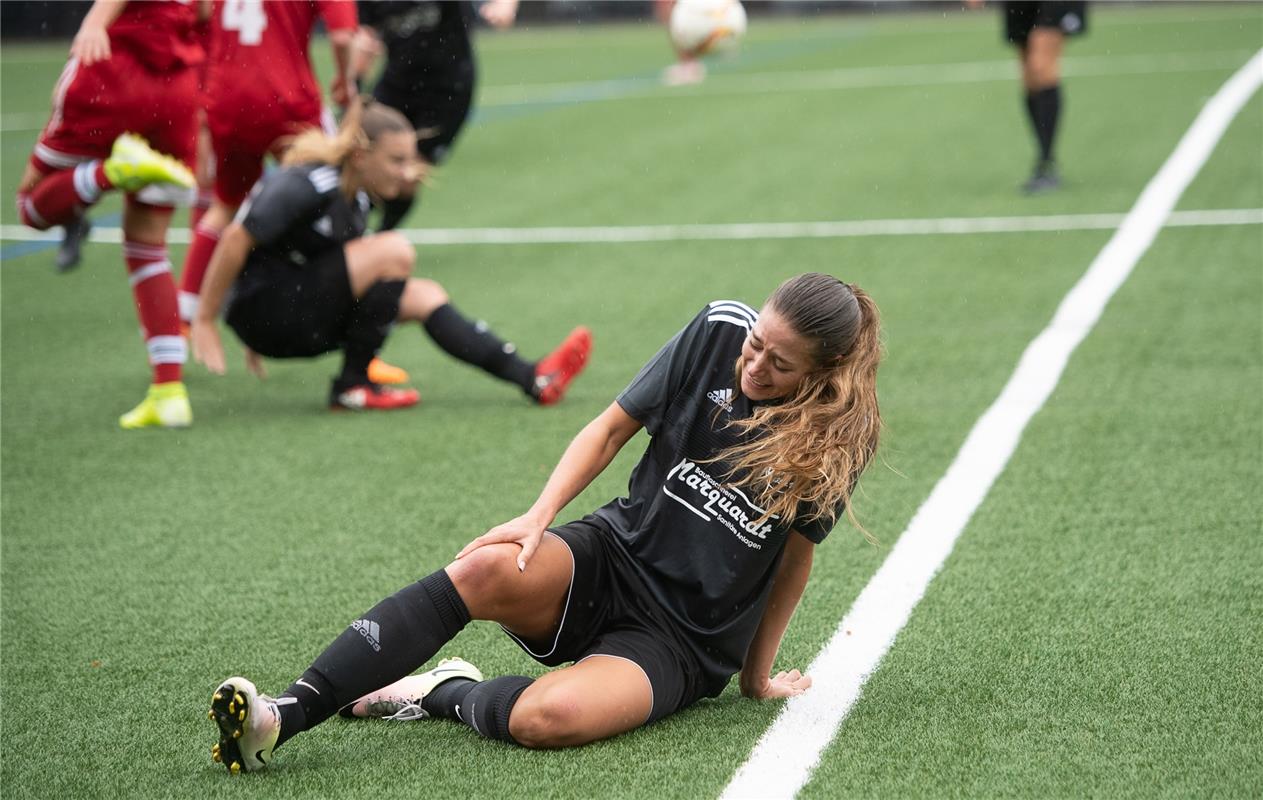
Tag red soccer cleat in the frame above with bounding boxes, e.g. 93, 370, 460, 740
330, 383, 421, 411
533, 326, 592, 406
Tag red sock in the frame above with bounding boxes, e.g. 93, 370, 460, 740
177, 223, 221, 322
189, 188, 213, 230
125, 238, 185, 384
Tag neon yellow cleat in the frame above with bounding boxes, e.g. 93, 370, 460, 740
103, 133, 195, 194
118, 382, 192, 430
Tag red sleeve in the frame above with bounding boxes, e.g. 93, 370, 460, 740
316, 0, 358, 32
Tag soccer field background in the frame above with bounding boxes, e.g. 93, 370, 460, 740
2, 5, 1261, 798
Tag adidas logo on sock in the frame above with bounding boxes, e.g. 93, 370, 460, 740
707, 388, 734, 412
351, 619, 382, 652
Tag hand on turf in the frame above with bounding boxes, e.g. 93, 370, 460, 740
192, 318, 227, 375
244, 347, 267, 379
454, 511, 549, 571
746, 669, 812, 700
71, 26, 111, 65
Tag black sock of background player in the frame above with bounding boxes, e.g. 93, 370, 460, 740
1025, 84, 1062, 166
275, 570, 470, 747
422, 303, 536, 393
336, 280, 406, 390
377, 194, 416, 232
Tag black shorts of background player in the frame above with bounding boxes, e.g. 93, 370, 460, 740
190, 101, 591, 411
353, 0, 520, 231
206, 273, 885, 773
1000, 1, 1088, 193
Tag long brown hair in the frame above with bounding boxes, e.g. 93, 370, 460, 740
281, 100, 415, 193
716, 273, 882, 538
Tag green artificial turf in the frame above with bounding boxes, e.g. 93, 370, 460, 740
2, 5, 1260, 798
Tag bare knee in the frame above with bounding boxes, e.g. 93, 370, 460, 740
397, 277, 449, 322
509, 684, 589, 749
445, 544, 522, 613
375, 231, 415, 279
1022, 31, 1062, 89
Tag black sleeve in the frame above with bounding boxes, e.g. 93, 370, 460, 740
790, 498, 847, 545
239, 169, 327, 247
616, 306, 712, 436
356, 0, 385, 28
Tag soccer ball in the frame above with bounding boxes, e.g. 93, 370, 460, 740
669, 0, 747, 58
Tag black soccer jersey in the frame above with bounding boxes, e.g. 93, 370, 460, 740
237, 163, 370, 266
595, 301, 842, 694
358, 0, 475, 94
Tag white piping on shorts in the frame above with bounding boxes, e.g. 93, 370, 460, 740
576, 653, 655, 727
498, 531, 575, 660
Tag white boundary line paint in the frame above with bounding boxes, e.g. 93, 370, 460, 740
719, 48, 1263, 800
2, 209, 1260, 252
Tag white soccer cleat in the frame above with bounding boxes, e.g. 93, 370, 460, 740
343, 657, 483, 720
208, 677, 281, 775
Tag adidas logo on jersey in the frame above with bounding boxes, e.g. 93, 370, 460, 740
707, 388, 734, 412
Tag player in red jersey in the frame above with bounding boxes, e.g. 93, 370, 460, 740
176, 0, 358, 345
15, 0, 208, 429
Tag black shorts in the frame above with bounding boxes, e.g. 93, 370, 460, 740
224, 248, 354, 359
373, 63, 475, 165
501, 517, 711, 725
1004, 1, 1088, 45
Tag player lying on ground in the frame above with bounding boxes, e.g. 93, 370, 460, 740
208, 272, 881, 772
191, 101, 591, 411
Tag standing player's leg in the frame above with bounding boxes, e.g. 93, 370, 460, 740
374, 71, 475, 232
1020, 26, 1066, 193
178, 133, 266, 329
209, 532, 577, 773
116, 197, 192, 429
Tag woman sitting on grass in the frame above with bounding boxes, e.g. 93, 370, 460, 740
208, 272, 881, 772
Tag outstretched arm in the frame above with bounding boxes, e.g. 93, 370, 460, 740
740, 531, 815, 699
456, 401, 643, 569
191, 222, 254, 375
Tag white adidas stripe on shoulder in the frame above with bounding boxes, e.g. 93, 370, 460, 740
707, 299, 758, 330
308, 166, 340, 193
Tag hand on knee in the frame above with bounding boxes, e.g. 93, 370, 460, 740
445, 545, 524, 614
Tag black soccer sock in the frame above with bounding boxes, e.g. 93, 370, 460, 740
276, 569, 471, 744
422, 303, 536, 393
453, 675, 534, 744
1025, 84, 1062, 166
420, 676, 478, 721
336, 279, 406, 389
378, 194, 416, 232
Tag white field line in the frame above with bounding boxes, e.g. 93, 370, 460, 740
1, 49, 1249, 131
2, 209, 1259, 251
476, 49, 1252, 106
719, 48, 1263, 800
